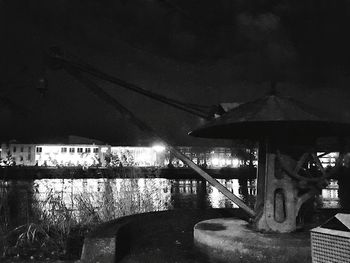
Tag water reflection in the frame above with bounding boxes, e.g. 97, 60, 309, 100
0, 178, 344, 229
34, 178, 172, 221
0, 181, 35, 229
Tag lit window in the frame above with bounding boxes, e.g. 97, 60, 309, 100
85, 148, 91, 153
36, 147, 42, 153
232, 158, 240, 168
77, 148, 83, 153
69, 148, 75, 153
61, 147, 67, 153
220, 158, 226, 166
212, 158, 219, 166
101, 147, 108, 153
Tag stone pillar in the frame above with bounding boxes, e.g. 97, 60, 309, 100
255, 152, 298, 232
253, 140, 314, 233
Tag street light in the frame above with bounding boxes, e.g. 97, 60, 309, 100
152, 144, 166, 153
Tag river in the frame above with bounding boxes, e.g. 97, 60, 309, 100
0, 177, 343, 230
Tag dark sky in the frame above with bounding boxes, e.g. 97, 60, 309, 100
1, 0, 350, 145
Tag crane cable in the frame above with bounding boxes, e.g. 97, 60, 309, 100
49, 49, 211, 119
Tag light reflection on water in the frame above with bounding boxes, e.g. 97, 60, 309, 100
0, 178, 342, 227
34, 178, 256, 214
33, 178, 173, 222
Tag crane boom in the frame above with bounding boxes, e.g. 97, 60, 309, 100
47, 48, 210, 119
46, 49, 255, 217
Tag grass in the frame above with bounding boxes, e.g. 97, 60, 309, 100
0, 177, 168, 261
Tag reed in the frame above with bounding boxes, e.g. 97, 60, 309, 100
1, 176, 166, 259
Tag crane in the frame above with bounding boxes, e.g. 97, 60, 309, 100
45, 47, 256, 217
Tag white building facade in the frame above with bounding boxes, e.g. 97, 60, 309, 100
35, 144, 109, 167
1, 143, 36, 166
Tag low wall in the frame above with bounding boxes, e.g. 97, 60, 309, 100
78, 209, 248, 263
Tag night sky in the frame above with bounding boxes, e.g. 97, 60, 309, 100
1, 0, 350, 146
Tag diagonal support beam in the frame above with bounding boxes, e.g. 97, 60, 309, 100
276, 150, 326, 183
169, 145, 256, 217
68, 68, 256, 218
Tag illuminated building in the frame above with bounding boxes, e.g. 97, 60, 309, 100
35, 144, 109, 167
317, 152, 339, 167
1, 142, 36, 166
319, 179, 340, 209
169, 146, 248, 168
110, 146, 167, 166
1, 139, 345, 171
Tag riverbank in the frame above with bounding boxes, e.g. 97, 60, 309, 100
2, 208, 338, 263
1, 209, 247, 263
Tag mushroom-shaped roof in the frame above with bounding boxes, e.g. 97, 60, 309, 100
190, 93, 350, 140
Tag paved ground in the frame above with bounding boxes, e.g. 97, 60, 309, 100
4, 208, 329, 263
194, 218, 311, 263
117, 209, 247, 263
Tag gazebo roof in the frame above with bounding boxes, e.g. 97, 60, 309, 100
190, 93, 350, 140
